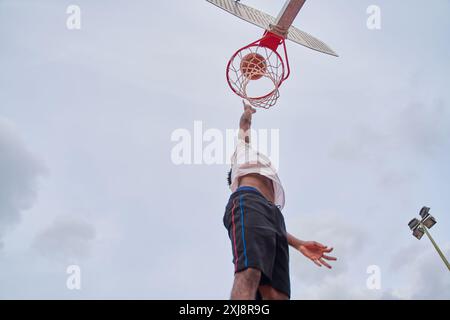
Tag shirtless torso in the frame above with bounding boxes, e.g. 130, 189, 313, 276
239, 173, 275, 203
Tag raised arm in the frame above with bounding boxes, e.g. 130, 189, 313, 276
287, 232, 337, 269
239, 100, 256, 143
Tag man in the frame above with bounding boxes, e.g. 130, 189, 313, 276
223, 101, 337, 300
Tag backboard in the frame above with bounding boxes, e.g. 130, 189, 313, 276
206, 0, 338, 57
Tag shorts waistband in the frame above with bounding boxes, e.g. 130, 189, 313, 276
230, 186, 264, 201
230, 186, 282, 210
236, 186, 260, 193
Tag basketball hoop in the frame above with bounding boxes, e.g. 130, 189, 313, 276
226, 32, 291, 109
209, 0, 338, 109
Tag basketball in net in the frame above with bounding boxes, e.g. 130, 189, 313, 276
226, 33, 290, 109
240, 53, 267, 81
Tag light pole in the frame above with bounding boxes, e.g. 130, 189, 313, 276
408, 206, 450, 271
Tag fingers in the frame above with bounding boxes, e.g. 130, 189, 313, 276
312, 258, 332, 269
319, 258, 332, 269
312, 259, 322, 267
323, 247, 334, 253
313, 241, 327, 249
322, 254, 337, 261
311, 254, 336, 268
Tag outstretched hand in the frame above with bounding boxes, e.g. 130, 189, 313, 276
242, 100, 256, 115
297, 241, 337, 269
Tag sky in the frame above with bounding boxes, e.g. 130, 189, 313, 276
0, 0, 449, 299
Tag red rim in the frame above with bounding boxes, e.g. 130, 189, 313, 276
226, 35, 288, 102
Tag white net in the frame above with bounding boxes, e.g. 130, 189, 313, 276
227, 45, 285, 109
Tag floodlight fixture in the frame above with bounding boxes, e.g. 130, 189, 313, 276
412, 225, 425, 240
408, 206, 449, 271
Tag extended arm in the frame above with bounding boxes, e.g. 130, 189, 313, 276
287, 232, 337, 269
287, 232, 305, 248
239, 100, 256, 143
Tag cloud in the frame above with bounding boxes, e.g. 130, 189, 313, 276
32, 216, 96, 262
291, 213, 369, 268
389, 242, 425, 272
289, 213, 375, 299
396, 100, 449, 155
296, 273, 383, 300
330, 100, 449, 162
389, 243, 450, 299
328, 99, 449, 190
290, 212, 450, 299
0, 117, 45, 246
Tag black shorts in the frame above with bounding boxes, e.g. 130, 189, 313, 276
223, 187, 290, 298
